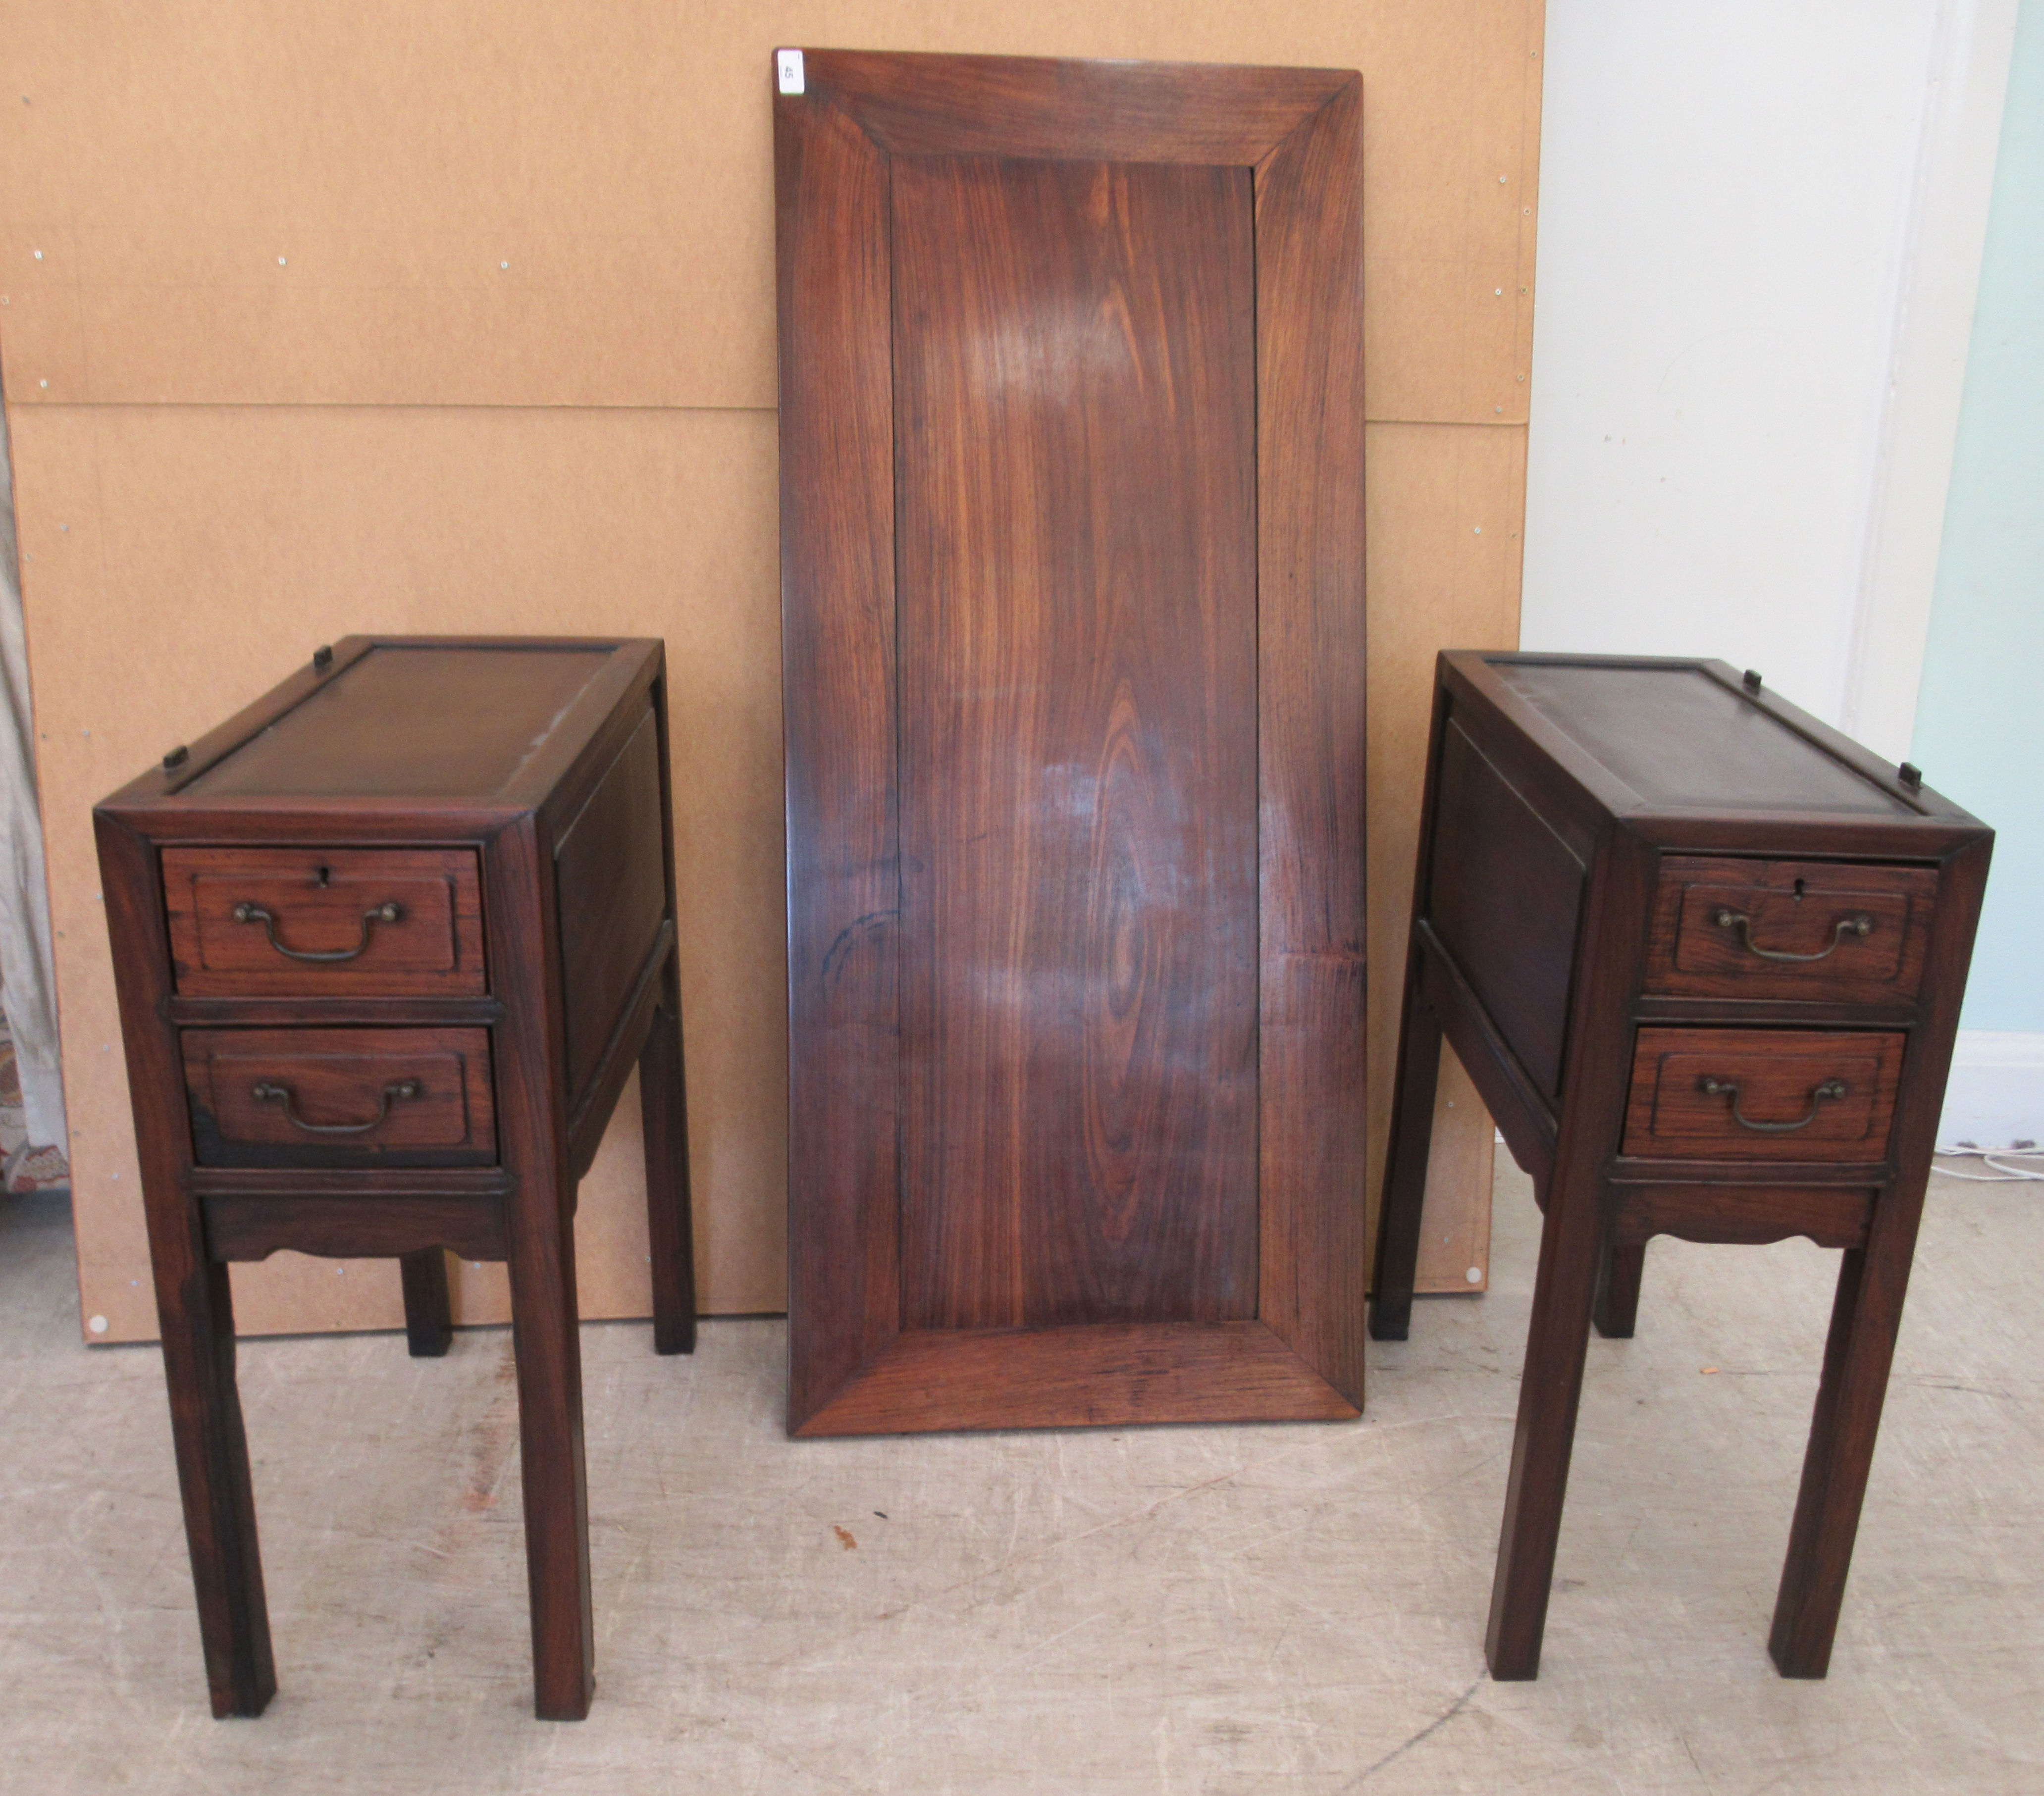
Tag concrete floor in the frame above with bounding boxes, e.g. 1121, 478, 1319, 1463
2, 1162, 2040, 1795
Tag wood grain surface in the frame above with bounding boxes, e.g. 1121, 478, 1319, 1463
810, 48, 1348, 163
777, 88, 904, 1426
1645, 856, 1936, 1005
1606, 1183, 1873, 1251
784, 52, 1367, 1433
1251, 73, 1371, 1408
554, 708, 668, 1096
181, 1026, 497, 1168
893, 154, 1259, 1332
1621, 1027, 1903, 1164
1426, 717, 1585, 1102
162, 846, 485, 998
187, 644, 611, 798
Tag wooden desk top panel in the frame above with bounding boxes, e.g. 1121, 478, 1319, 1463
781, 50, 1365, 1434
188, 644, 612, 799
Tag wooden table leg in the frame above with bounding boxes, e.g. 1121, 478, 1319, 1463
507, 1175, 596, 1720
1593, 1239, 1645, 1339
150, 1206, 276, 1718
639, 968, 697, 1357
1768, 1175, 1928, 1676
399, 1250, 455, 1358
1484, 1155, 1609, 1680
1369, 949, 1442, 1342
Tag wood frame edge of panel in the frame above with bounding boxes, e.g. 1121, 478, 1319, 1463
790, 1319, 1362, 1437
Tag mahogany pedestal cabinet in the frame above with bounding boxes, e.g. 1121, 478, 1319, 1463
1370, 652, 1991, 1680
95, 637, 698, 1721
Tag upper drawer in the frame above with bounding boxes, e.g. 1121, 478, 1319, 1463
1645, 857, 1936, 1005
1623, 1026, 1904, 1164
163, 847, 485, 996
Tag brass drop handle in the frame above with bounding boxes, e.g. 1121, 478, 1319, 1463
1712, 907, 1873, 963
250, 1078, 420, 1135
232, 899, 403, 962
1698, 1075, 1847, 1133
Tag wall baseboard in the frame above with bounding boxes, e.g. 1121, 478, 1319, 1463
1938, 1031, 2044, 1148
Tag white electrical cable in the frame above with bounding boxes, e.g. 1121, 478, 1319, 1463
1933, 1144, 2044, 1183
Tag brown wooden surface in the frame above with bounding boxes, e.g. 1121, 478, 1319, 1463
564, 923, 673, 1181
95, 637, 697, 1717
782, 51, 1364, 1434
640, 980, 698, 1357
793, 1321, 1364, 1436
204, 1193, 509, 1264
893, 154, 1259, 1332
1252, 69, 1370, 1408
555, 707, 668, 1096
1483, 824, 1658, 1679
94, 810, 276, 1718
186, 643, 612, 798
811, 49, 1349, 163
777, 83, 902, 1428
1371, 651, 1993, 1682
398, 1249, 455, 1356
1486, 661, 1930, 817
1608, 1184, 1873, 1250
181, 1025, 497, 1168
1646, 856, 1936, 1005
1426, 716, 1585, 1102
1621, 1027, 1902, 1164
163, 846, 486, 997
1769, 830, 1992, 1677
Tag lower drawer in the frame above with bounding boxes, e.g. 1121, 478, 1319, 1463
1622, 1027, 1903, 1164
182, 1026, 497, 1168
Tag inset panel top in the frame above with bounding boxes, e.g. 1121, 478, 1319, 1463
98, 637, 659, 817
191, 646, 609, 798
1468, 654, 1982, 830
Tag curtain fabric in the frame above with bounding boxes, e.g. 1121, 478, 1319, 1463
0, 399, 68, 1152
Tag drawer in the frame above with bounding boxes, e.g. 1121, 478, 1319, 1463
1622, 1027, 1902, 1163
1645, 857, 1935, 1005
183, 1026, 497, 1167
163, 847, 485, 996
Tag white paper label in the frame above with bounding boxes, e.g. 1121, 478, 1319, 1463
776, 49, 805, 96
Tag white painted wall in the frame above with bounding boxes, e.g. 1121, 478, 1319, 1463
1518, 3, 2029, 1149
1520, 2, 2017, 758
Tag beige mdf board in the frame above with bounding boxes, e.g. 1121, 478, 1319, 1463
0, 1, 1541, 1343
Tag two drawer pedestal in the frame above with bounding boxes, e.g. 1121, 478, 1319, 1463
1370, 652, 1991, 1680
97, 636, 697, 1719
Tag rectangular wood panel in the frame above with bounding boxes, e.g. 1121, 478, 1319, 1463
894, 156, 1259, 1332
783, 51, 1367, 1434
